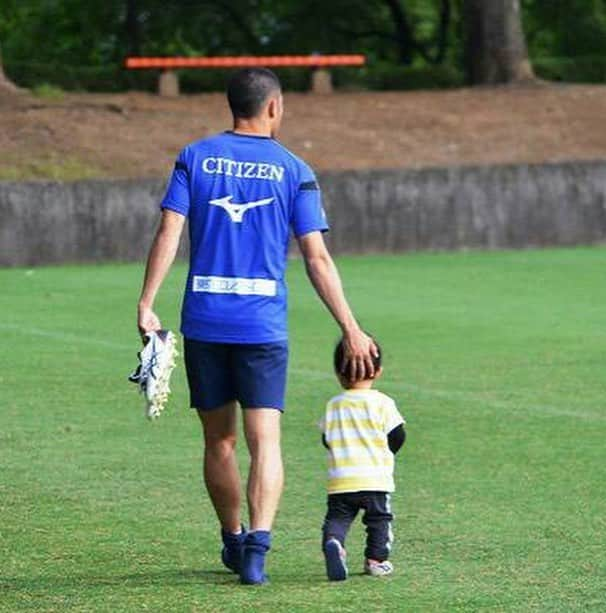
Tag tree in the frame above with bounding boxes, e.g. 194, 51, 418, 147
0, 45, 22, 93
306, 0, 453, 66
125, 0, 141, 56
463, 0, 534, 84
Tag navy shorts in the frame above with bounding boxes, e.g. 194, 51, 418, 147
183, 338, 289, 411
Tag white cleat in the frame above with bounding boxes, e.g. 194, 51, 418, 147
129, 330, 178, 419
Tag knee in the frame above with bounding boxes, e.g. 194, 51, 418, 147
247, 434, 281, 460
204, 432, 237, 458
245, 422, 278, 451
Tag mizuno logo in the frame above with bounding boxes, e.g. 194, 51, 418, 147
209, 195, 275, 223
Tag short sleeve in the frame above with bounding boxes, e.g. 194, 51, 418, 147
383, 397, 405, 434
160, 149, 190, 216
291, 164, 329, 237
318, 399, 333, 433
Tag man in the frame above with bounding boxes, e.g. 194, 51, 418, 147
137, 67, 377, 585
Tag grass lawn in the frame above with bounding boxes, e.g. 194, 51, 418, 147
1, 247, 605, 612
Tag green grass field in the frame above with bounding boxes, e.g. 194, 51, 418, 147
1, 248, 605, 612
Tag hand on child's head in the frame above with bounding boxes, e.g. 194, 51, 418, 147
338, 366, 382, 389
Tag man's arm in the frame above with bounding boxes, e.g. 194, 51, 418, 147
137, 209, 186, 335
297, 231, 377, 381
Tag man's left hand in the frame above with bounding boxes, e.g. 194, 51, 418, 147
340, 328, 378, 381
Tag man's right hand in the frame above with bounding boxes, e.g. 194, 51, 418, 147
136, 209, 185, 339
138, 303, 162, 338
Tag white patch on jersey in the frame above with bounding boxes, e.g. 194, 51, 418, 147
209, 195, 274, 223
192, 275, 277, 297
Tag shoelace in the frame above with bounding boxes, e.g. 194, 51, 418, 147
128, 338, 160, 388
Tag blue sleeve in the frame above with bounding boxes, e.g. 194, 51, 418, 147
291, 163, 329, 237
160, 149, 190, 216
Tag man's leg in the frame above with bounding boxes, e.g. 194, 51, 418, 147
243, 408, 284, 530
197, 402, 242, 532
197, 402, 247, 573
234, 341, 288, 584
239, 408, 283, 584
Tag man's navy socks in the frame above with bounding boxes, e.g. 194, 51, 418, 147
240, 530, 271, 585
221, 526, 247, 574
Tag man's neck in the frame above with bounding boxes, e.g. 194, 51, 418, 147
233, 118, 272, 138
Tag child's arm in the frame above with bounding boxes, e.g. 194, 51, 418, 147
387, 424, 406, 454
318, 414, 329, 449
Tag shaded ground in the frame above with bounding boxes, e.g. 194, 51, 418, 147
1, 83, 605, 180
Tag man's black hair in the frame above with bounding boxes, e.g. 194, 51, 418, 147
333, 335, 382, 376
227, 67, 282, 119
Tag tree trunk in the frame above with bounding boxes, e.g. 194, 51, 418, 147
383, 0, 415, 65
464, 0, 534, 85
125, 0, 141, 57
0, 47, 23, 94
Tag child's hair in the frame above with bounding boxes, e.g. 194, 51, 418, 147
333, 335, 382, 377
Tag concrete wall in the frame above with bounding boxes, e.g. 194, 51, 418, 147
1, 160, 606, 267
320, 162, 606, 253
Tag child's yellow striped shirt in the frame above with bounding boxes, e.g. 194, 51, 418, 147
320, 389, 405, 494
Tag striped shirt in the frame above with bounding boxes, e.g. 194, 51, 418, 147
320, 389, 405, 494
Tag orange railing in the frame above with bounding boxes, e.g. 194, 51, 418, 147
125, 55, 366, 69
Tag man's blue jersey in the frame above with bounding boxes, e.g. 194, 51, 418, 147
161, 131, 328, 343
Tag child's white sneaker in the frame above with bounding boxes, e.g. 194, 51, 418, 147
364, 558, 394, 576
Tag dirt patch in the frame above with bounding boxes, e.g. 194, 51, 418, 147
1, 83, 605, 180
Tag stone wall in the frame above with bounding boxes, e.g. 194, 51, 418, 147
1, 160, 605, 267
320, 162, 606, 253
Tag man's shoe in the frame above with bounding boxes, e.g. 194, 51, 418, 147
324, 538, 348, 581
364, 558, 394, 577
240, 531, 271, 585
221, 526, 247, 574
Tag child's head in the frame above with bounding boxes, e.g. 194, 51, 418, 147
333, 335, 382, 389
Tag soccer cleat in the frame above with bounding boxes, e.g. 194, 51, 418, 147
221, 526, 247, 574
129, 329, 178, 419
324, 538, 348, 581
364, 558, 394, 577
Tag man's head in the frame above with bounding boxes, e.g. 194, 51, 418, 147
227, 68, 283, 137
334, 335, 383, 389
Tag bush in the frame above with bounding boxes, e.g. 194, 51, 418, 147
31, 82, 65, 100
333, 61, 464, 91
178, 66, 311, 93
533, 55, 606, 83
4, 60, 144, 92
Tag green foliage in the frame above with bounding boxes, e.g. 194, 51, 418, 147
2, 248, 606, 610
177, 63, 464, 94
178, 67, 311, 94
2, 0, 606, 91
534, 55, 606, 84
334, 61, 464, 91
0, 154, 100, 181
31, 82, 65, 99
3, 59, 149, 92
523, 0, 606, 59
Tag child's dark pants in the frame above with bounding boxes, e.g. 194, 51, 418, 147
322, 491, 393, 561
